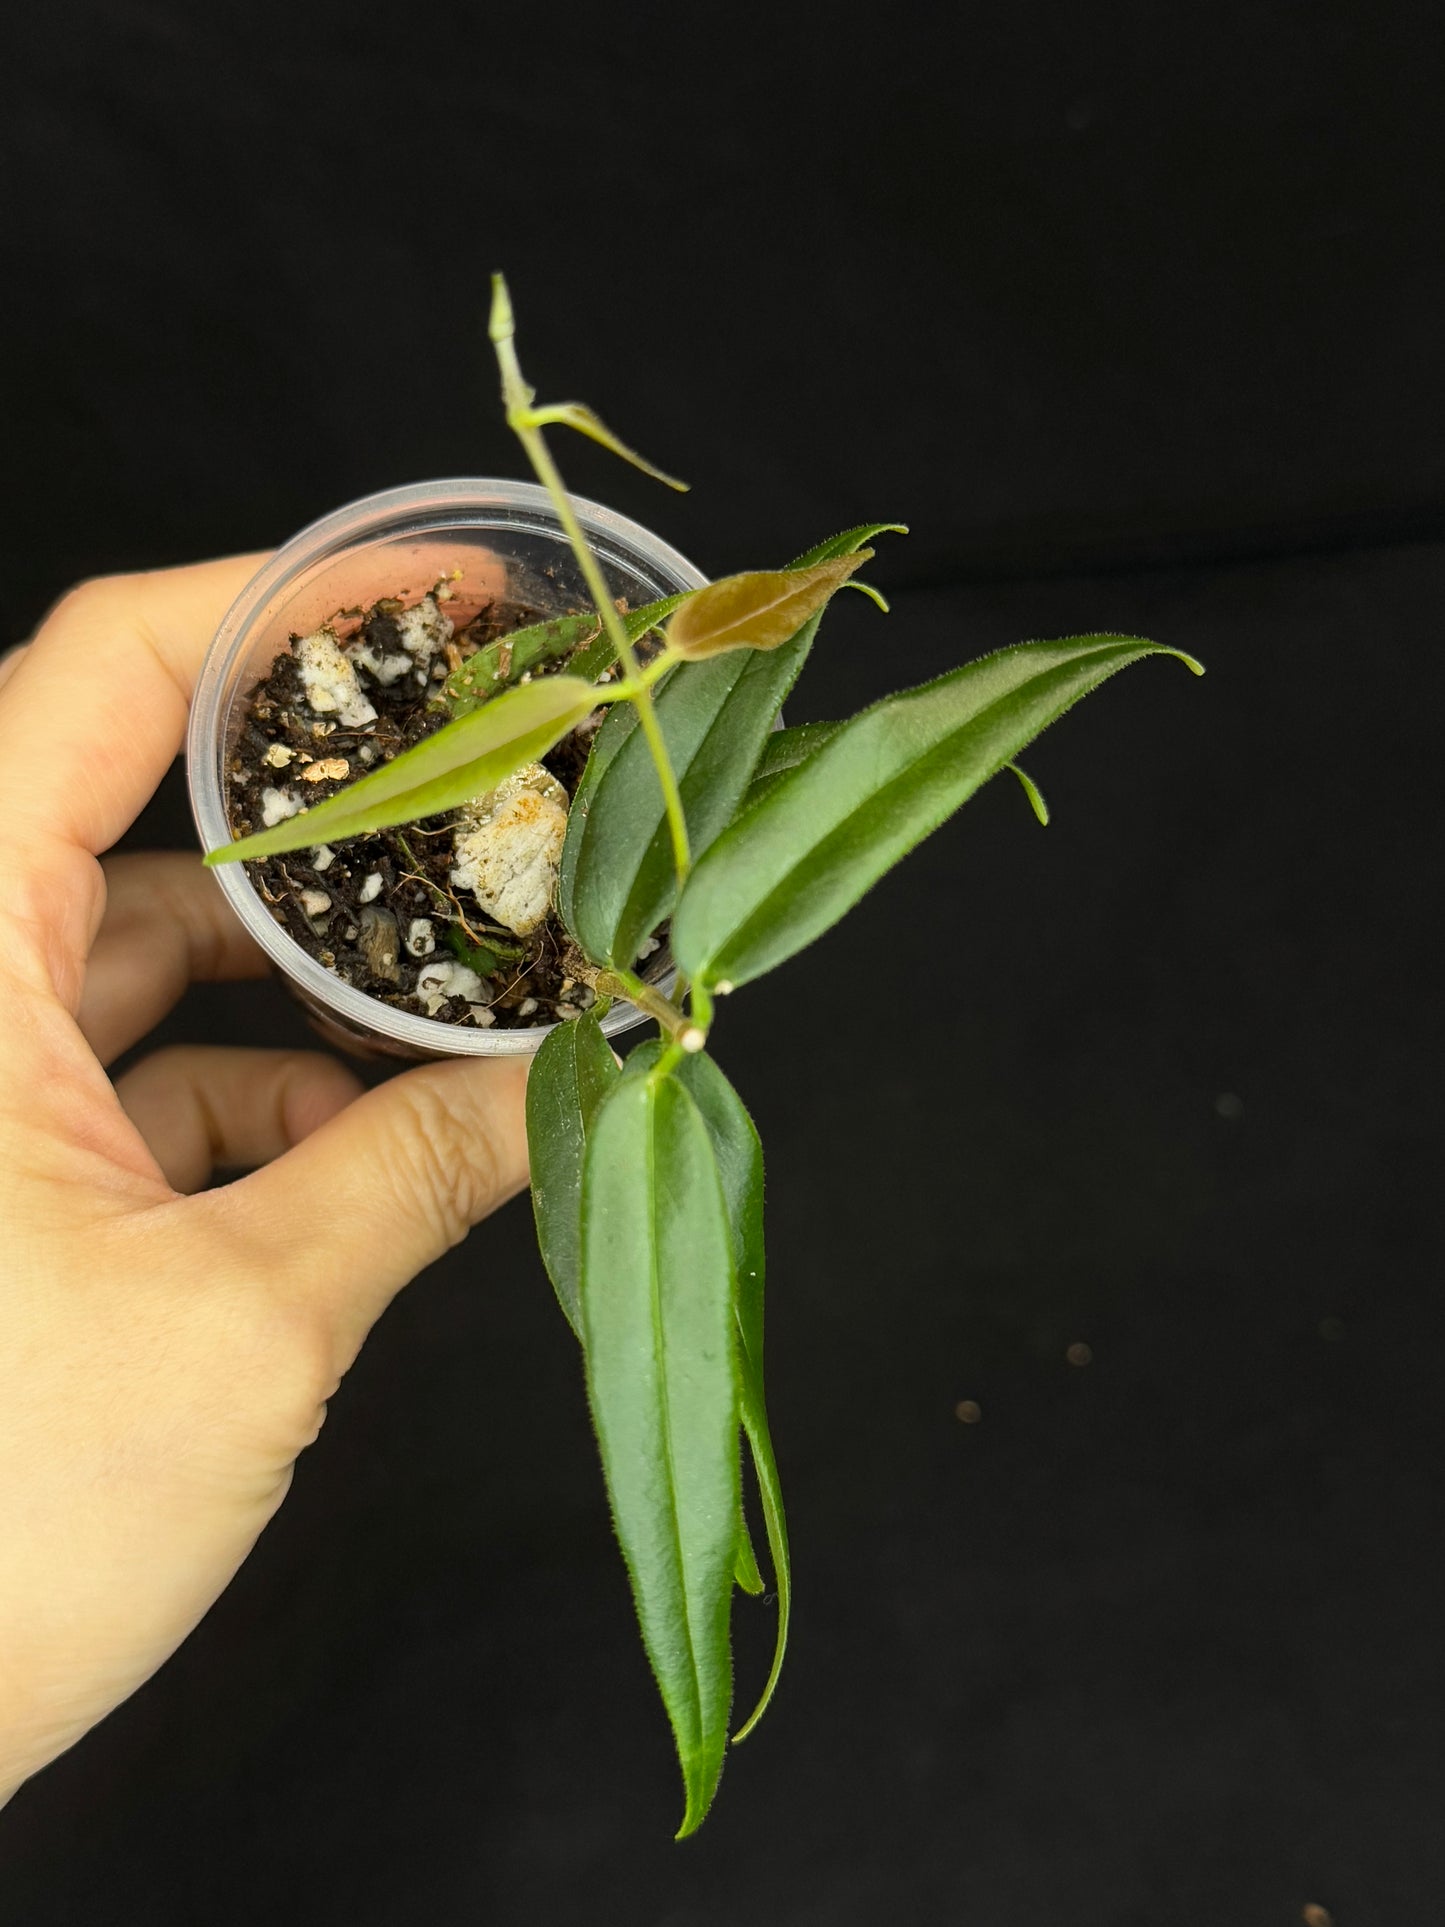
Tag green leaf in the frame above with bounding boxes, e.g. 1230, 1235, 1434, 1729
786, 522, 909, 568
623, 1040, 791, 1740
526, 1009, 621, 1338
205, 674, 598, 865
673, 635, 1203, 989
665, 554, 871, 660
442, 612, 601, 716
1005, 760, 1050, 826
842, 578, 890, 613
445, 924, 525, 978
558, 638, 816, 969
558, 526, 890, 970
580, 1068, 740, 1838
527, 400, 689, 492
567, 590, 698, 686
746, 719, 846, 807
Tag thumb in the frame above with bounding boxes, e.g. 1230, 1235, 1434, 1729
212, 1055, 531, 1362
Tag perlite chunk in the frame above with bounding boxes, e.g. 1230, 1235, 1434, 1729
450, 763, 570, 937
260, 786, 302, 828
296, 626, 377, 727
394, 593, 454, 664
415, 959, 486, 1016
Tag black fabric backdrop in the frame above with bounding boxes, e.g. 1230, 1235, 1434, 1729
1, 3, 1442, 1922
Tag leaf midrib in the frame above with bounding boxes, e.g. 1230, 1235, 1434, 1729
646, 1083, 707, 1761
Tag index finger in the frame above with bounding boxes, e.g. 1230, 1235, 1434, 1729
0, 555, 269, 855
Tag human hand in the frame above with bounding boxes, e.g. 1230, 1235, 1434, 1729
0, 560, 529, 1804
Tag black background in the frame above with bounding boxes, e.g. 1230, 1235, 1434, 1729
2, 3, 1442, 1921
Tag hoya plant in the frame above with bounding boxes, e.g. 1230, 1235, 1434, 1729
207, 276, 1200, 1835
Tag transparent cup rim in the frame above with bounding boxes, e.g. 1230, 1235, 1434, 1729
185, 477, 706, 1057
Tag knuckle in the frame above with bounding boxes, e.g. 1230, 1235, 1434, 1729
46, 571, 138, 634
389, 1076, 504, 1247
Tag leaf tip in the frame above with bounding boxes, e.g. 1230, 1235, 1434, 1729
674, 1772, 720, 1841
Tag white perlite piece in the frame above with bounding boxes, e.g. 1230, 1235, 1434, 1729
262, 742, 295, 769
358, 872, 383, 903
450, 762, 570, 937
415, 959, 485, 1016
260, 786, 302, 828
395, 593, 453, 664
311, 845, 335, 871
405, 917, 436, 957
300, 889, 331, 918
347, 640, 411, 685
296, 626, 377, 728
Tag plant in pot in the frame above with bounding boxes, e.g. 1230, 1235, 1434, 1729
196, 276, 1201, 1836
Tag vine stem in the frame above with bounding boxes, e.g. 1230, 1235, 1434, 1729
489, 278, 692, 888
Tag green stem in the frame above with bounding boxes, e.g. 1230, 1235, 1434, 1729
490, 280, 692, 888
596, 969, 701, 1046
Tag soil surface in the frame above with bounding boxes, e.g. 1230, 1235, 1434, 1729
226, 586, 643, 1030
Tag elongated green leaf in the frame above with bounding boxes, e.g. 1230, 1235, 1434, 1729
567, 589, 698, 686
528, 400, 688, 492
206, 674, 598, 865
558, 526, 890, 970
666, 554, 871, 660
671, 1055, 788, 1743
786, 522, 908, 568
526, 1010, 620, 1338
580, 1069, 740, 1839
623, 1040, 791, 1739
443, 612, 600, 715
558, 636, 815, 969
673, 635, 1203, 989
746, 718, 846, 806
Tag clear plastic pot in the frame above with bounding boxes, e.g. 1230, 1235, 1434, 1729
186, 478, 705, 1060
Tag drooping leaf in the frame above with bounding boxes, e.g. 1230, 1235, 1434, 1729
1005, 760, 1050, 826
842, 579, 890, 613
527, 400, 689, 492
206, 674, 599, 865
734, 1359, 790, 1744
580, 1068, 741, 1838
665, 554, 872, 660
526, 1009, 621, 1337
734, 1518, 765, 1596
673, 635, 1203, 989
443, 612, 601, 715
623, 1040, 791, 1738
558, 527, 890, 971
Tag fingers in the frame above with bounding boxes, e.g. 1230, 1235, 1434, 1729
80, 852, 270, 1065
116, 1046, 363, 1194
0, 555, 268, 857
212, 1056, 531, 1364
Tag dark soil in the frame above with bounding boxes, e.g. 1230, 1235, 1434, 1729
226, 587, 635, 1030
